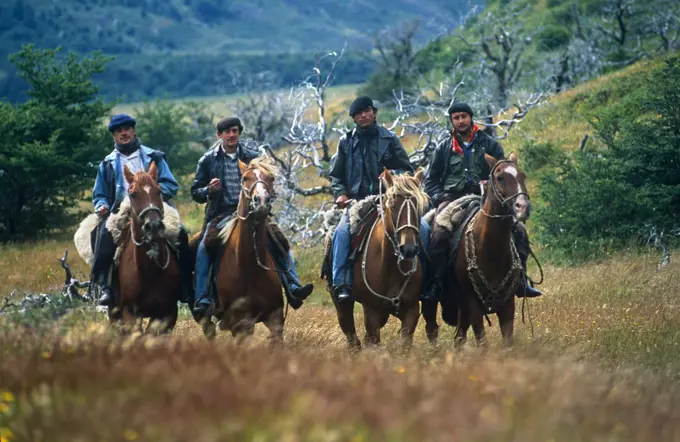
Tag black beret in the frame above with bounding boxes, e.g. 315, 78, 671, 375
447, 102, 474, 118
349, 96, 377, 117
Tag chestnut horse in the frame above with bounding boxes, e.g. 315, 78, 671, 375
422, 152, 530, 347
333, 169, 428, 350
200, 159, 283, 341
113, 163, 181, 333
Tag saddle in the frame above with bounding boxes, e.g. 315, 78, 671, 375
203, 215, 290, 305
73, 197, 182, 267
320, 196, 380, 286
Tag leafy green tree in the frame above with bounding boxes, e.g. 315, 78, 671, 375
133, 100, 214, 175
0, 45, 112, 241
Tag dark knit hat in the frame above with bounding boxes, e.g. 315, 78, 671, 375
108, 114, 136, 132
216, 117, 243, 133
349, 96, 377, 117
447, 102, 474, 118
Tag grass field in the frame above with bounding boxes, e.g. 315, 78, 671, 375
2, 63, 680, 441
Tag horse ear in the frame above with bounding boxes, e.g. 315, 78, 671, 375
414, 167, 425, 185
123, 164, 135, 185
509, 151, 519, 165
484, 153, 497, 169
148, 161, 158, 182
238, 160, 247, 175
382, 168, 394, 188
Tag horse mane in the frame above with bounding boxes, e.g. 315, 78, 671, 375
245, 158, 279, 180
385, 174, 429, 215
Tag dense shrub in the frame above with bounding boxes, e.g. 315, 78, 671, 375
534, 55, 680, 261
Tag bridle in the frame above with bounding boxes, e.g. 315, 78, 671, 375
129, 195, 170, 271
360, 178, 423, 312
237, 174, 274, 221
481, 159, 530, 220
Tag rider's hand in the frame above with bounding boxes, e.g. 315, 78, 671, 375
335, 195, 349, 208
208, 178, 222, 194
96, 206, 109, 217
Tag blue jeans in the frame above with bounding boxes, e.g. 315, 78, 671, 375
331, 212, 431, 289
194, 223, 303, 306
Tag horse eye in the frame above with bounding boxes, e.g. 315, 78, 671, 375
497, 175, 504, 181
130, 192, 138, 198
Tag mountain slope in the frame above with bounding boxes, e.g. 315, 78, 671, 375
0, 0, 480, 101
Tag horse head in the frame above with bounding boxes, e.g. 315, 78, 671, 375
238, 159, 277, 221
124, 162, 165, 241
381, 168, 428, 260
484, 152, 531, 222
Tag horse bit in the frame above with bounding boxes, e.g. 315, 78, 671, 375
361, 180, 422, 312
466, 159, 528, 313
130, 203, 171, 271
236, 177, 285, 273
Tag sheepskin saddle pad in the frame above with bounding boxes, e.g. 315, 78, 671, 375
73, 197, 181, 266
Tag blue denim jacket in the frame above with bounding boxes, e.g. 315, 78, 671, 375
92, 145, 179, 212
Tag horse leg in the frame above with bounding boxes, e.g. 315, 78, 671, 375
470, 306, 487, 348
264, 307, 284, 346
363, 305, 384, 348
497, 298, 516, 347
421, 300, 440, 345
332, 296, 361, 350
454, 300, 469, 348
398, 303, 420, 353
146, 304, 178, 335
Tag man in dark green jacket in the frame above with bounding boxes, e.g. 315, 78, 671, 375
423, 102, 542, 299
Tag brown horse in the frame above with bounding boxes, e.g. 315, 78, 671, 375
200, 159, 284, 342
113, 163, 181, 333
333, 169, 428, 350
422, 152, 530, 347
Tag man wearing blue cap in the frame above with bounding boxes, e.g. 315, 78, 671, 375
91, 114, 193, 307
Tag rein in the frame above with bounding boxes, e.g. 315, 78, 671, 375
235, 172, 286, 273
129, 203, 171, 271
480, 159, 530, 220
359, 178, 422, 312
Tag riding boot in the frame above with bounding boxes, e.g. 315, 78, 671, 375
331, 213, 353, 303
177, 227, 195, 306
193, 228, 214, 318
273, 249, 314, 310
92, 226, 116, 307
423, 224, 450, 301
513, 223, 543, 298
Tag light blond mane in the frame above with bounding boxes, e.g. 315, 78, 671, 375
385, 174, 429, 215
245, 158, 279, 181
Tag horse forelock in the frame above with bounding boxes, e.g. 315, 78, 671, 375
385, 174, 429, 215
244, 158, 278, 182
129, 171, 160, 193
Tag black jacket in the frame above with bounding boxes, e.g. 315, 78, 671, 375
191, 142, 260, 222
424, 130, 505, 206
329, 125, 413, 199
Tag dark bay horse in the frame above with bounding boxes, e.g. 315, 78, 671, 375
333, 169, 428, 350
114, 163, 181, 333
200, 159, 284, 342
422, 152, 530, 347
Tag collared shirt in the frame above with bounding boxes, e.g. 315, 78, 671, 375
118, 149, 144, 193
220, 147, 242, 208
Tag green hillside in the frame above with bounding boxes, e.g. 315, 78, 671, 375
0, 0, 481, 101
415, 0, 679, 104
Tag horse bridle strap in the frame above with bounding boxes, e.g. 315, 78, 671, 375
237, 178, 274, 221
489, 159, 530, 207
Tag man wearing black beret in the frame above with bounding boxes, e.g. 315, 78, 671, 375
423, 102, 542, 300
328, 96, 431, 303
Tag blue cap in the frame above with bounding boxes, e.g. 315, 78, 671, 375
108, 114, 136, 132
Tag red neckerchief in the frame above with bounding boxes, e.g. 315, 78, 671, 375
451, 125, 479, 156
